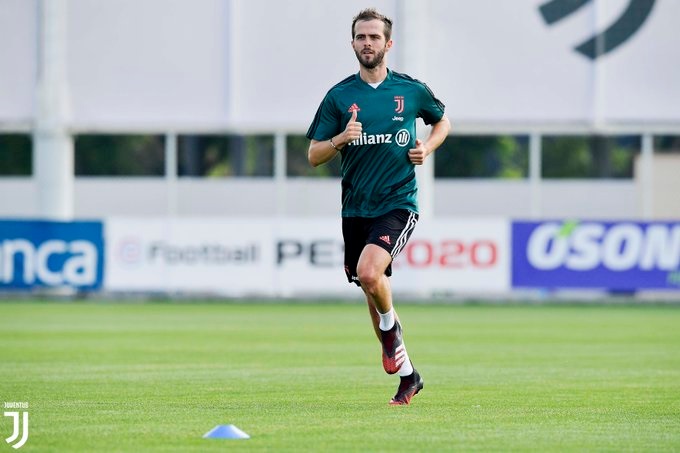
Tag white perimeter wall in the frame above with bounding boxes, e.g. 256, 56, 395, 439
0, 179, 639, 220
0, 0, 677, 222
1, 0, 680, 129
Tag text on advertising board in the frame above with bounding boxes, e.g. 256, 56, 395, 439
277, 238, 500, 270
0, 220, 104, 289
512, 221, 680, 290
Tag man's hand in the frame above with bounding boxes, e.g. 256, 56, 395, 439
408, 139, 429, 165
343, 109, 362, 145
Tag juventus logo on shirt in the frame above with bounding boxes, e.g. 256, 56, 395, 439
394, 96, 404, 113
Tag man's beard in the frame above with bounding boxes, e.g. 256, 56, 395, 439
355, 47, 386, 70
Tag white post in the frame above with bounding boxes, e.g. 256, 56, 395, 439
165, 133, 178, 216
396, 0, 434, 219
274, 131, 287, 217
33, 0, 73, 220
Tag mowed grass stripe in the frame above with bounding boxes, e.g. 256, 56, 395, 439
0, 302, 678, 452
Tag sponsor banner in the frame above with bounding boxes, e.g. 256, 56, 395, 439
105, 218, 272, 294
0, 220, 104, 290
512, 220, 680, 290
391, 218, 510, 294
273, 219, 353, 297
275, 219, 511, 295
105, 218, 354, 296
105, 217, 511, 296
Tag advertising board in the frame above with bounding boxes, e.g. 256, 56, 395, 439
0, 220, 104, 290
105, 217, 511, 296
512, 220, 680, 290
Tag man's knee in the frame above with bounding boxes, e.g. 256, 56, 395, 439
357, 267, 378, 288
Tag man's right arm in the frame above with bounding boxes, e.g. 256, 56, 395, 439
308, 109, 361, 167
308, 138, 341, 168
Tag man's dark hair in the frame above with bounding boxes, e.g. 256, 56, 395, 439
351, 8, 393, 41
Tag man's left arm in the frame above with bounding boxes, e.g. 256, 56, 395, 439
408, 115, 451, 165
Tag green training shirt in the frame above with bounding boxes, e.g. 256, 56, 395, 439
306, 69, 445, 218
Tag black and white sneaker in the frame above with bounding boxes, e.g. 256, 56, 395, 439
380, 321, 405, 374
390, 369, 424, 405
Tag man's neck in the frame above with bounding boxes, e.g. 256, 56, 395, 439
359, 65, 388, 84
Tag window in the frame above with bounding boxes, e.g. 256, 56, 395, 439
178, 135, 273, 177
75, 134, 165, 176
542, 135, 639, 178
0, 134, 32, 176
286, 134, 341, 177
654, 135, 680, 154
434, 135, 528, 178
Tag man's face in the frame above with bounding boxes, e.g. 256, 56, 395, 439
352, 19, 392, 69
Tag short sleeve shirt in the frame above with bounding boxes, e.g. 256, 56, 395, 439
306, 69, 445, 218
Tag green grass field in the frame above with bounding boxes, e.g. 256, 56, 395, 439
1, 300, 679, 452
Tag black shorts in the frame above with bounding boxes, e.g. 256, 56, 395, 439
342, 209, 419, 286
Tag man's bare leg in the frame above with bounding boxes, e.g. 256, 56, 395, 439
355, 242, 423, 404
357, 244, 412, 374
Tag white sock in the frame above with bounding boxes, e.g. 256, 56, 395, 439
398, 353, 414, 376
378, 308, 395, 331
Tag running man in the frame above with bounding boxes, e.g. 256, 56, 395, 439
306, 8, 450, 405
